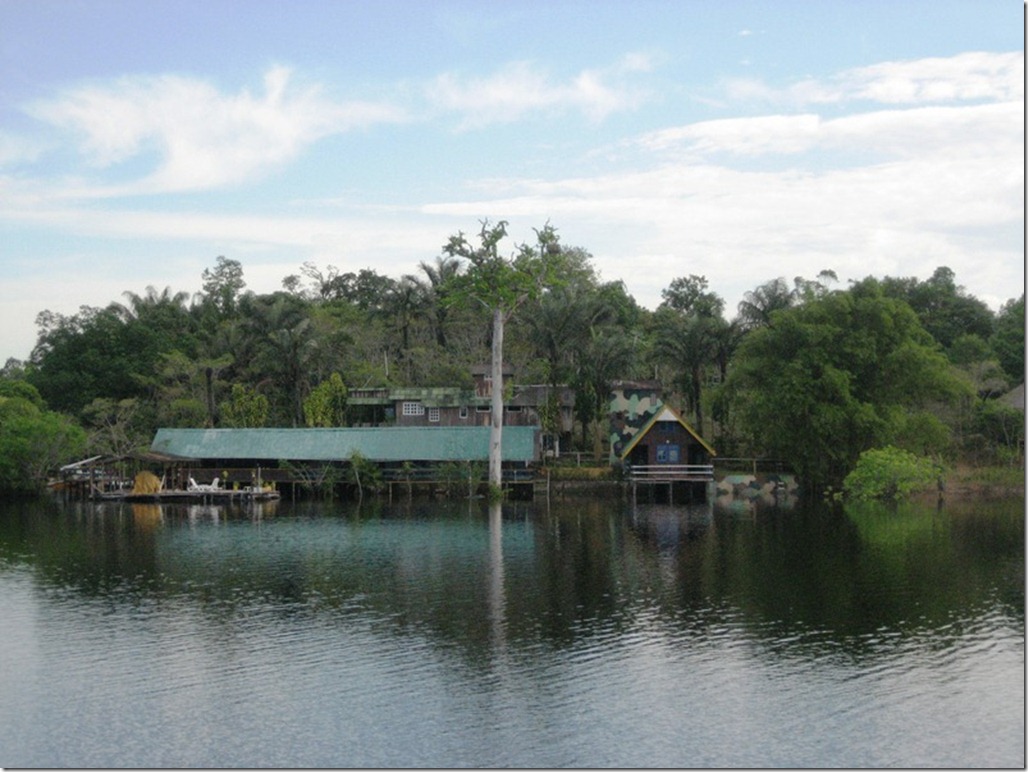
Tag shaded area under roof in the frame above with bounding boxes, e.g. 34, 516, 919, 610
151, 427, 539, 463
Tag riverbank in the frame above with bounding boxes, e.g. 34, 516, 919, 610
935, 463, 1025, 501
541, 462, 1024, 504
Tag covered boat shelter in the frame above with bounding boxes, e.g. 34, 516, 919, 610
149, 426, 540, 498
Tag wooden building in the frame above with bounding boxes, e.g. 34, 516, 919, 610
347, 366, 574, 455
615, 401, 716, 503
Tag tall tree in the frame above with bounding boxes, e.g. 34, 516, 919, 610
303, 372, 349, 427
219, 383, 269, 428
30, 305, 165, 415
737, 277, 794, 330
990, 294, 1024, 384
0, 395, 86, 494
200, 256, 247, 320
418, 256, 463, 348
382, 275, 427, 380
880, 266, 994, 350
444, 221, 563, 492
726, 280, 968, 491
653, 275, 727, 431
574, 328, 636, 459
242, 293, 318, 426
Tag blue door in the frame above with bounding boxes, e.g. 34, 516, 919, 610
656, 444, 680, 463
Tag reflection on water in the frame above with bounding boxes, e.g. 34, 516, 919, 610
0, 494, 1022, 768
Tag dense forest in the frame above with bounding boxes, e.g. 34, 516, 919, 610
0, 221, 1023, 495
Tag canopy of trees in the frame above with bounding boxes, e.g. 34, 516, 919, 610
725, 280, 968, 489
1, 229, 1022, 496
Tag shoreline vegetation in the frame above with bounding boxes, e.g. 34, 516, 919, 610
1, 246, 1024, 500
925, 463, 1025, 502
541, 461, 1024, 503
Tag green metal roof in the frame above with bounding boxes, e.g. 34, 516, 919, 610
151, 426, 538, 463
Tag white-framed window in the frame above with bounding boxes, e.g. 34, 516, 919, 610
428, 407, 440, 422
476, 404, 490, 413
402, 401, 425, 417
459, 406, 469, 420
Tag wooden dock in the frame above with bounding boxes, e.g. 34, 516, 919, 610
627, 464, 715, 504
93, 488, 281, 503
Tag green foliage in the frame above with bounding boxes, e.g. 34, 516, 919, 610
0, 397, 87, 494
0, 379, 45, 409
661, 274, 725, 318
29, 285, 198, 415
443, 220, 566, 485
892, 410, 952, 456
726, 281, 968, 489
879, 266, 994, 349
990, 294, 1024, 383
220, 383, 269, 428
81, 397, 151, 456
346, 450, 382, 499
280, 459, 344, 498
303, 372, 348, 427
737, 277, 794, 330
843, 446, 941, 501
444, 220, 566, 317
974, 399, 1025, 461
151, 350, 234, 428
200, 256, 247, 318
19, 232, 1013, 488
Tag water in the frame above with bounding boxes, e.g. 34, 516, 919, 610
0, 493, 1023, 768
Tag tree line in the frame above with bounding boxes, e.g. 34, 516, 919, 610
1, 221, 1023, 495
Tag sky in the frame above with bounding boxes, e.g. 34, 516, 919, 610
0, 0, 1023, 364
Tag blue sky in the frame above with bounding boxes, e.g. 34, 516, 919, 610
0, 0, 1022, 363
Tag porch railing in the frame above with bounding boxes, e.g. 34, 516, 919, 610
627, 464, 715, 482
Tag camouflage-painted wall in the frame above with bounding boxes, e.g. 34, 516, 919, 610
715, 473, 799, 509
608, 380, 663, 463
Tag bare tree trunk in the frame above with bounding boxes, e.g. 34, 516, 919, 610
489, 308, 504, 491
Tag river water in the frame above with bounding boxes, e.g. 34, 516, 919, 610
0, 492, 1022, 768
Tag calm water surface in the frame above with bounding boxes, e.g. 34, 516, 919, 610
0, 492, 1023, 768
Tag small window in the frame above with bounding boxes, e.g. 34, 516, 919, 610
506, 405, 522, 413
476, 404, 490, 413
402, 401, 424, 417
428, 407, 440, 422
459, 406, 469, 419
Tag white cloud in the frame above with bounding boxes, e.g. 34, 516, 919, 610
637, 100, 1021, 161
638, 114, 824, 157
25, 66, 407, 194
425, 56, 651, 128
837, 51, 1024, 104
418, 64, 1022, 314
1, 49, 1020, 365
725, 50, 1023, 107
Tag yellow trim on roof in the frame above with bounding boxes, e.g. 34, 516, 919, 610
619, 404, 716, 460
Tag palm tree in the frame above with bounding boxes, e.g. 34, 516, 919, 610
113, 285, 191, 323
574, 328, 636, 458
243, 294, 319, 426
736, 277, 794, 331
652, 308, 724, 432
418, 256, 463, 348
382, 275, 428, 381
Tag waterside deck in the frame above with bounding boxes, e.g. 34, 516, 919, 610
627, 464, 715, 504
627, 464, 715, 482
93, 487, 281, 503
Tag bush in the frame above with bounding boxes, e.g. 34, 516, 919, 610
843, 446, 941, 501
